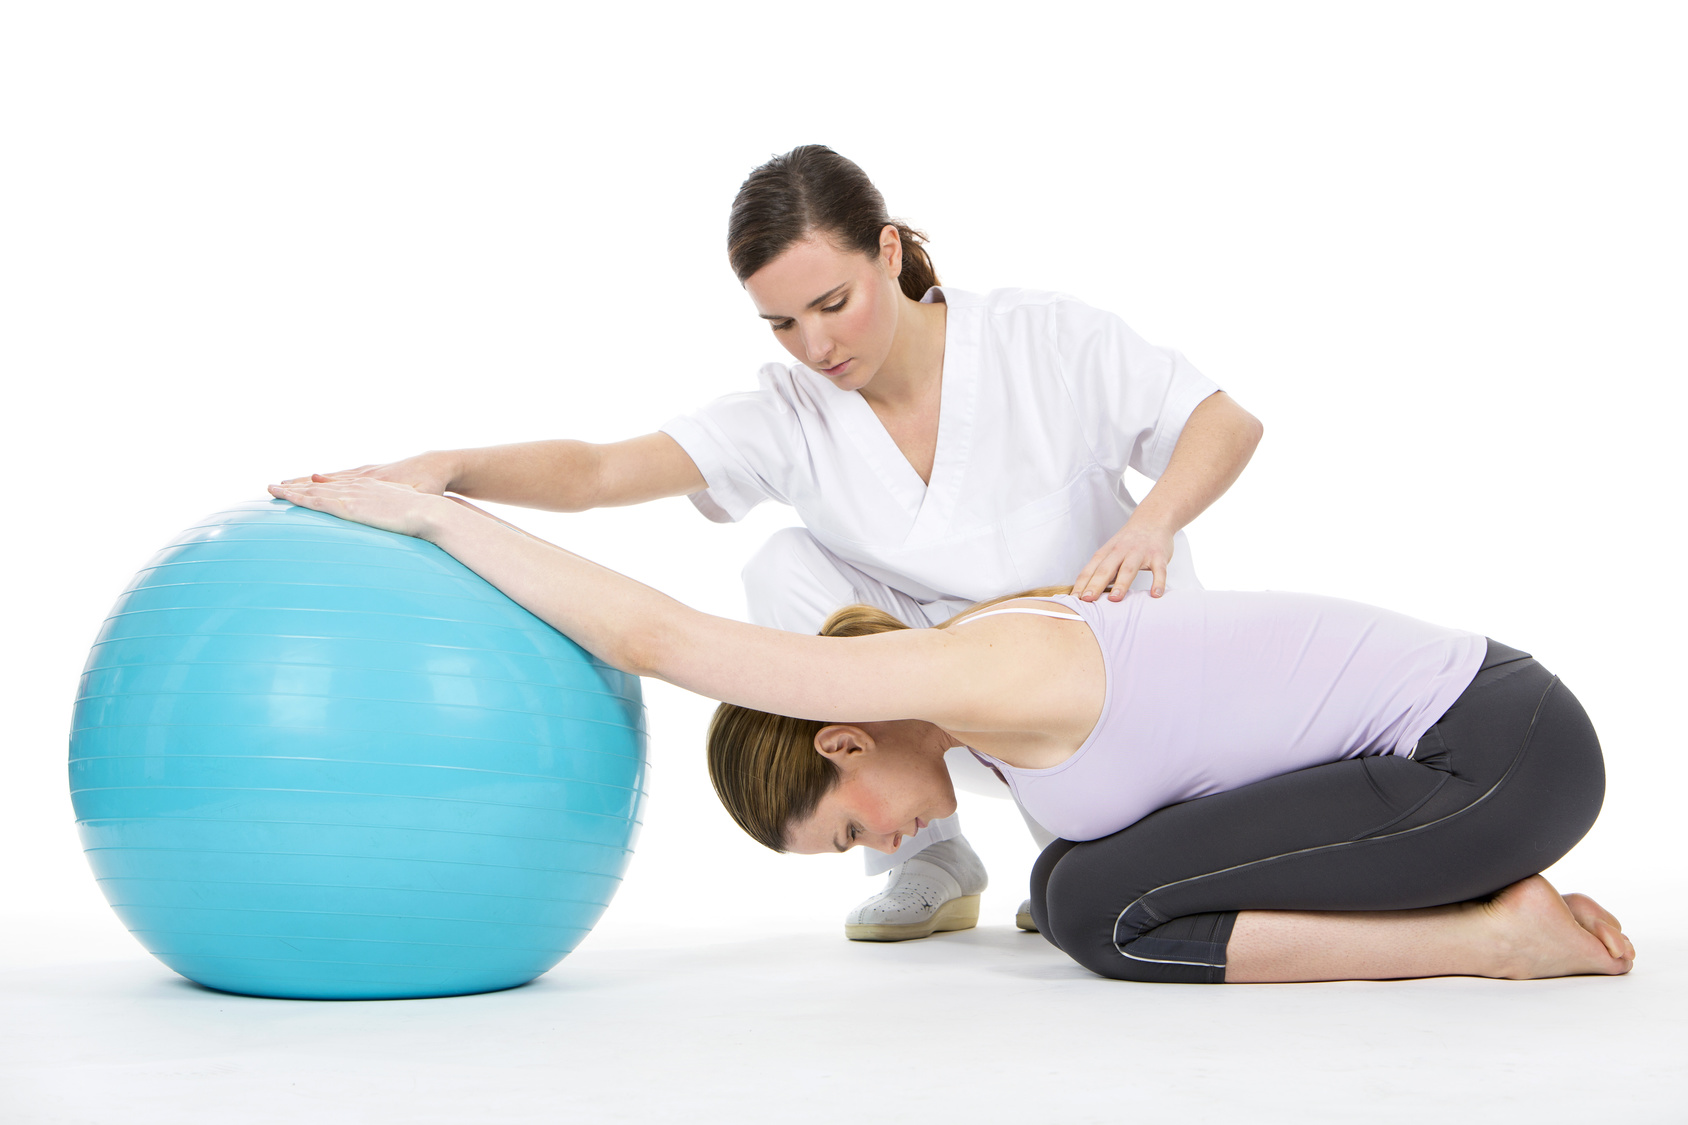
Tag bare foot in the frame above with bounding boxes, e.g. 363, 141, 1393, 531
1481, 875, 1634, 979
1563, 891, 1636, 963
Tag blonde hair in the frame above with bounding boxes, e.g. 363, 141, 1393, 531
705, 586, 1072, 851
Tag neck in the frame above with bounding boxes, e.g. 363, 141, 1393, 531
868, 719, 960, 760
860, 293, 946, 411
931, 723, 969, 755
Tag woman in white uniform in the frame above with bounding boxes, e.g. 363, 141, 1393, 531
287, 145, 1264, 940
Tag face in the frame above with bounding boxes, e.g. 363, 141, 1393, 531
743, 229, 904, 392
782, 722, 958, 856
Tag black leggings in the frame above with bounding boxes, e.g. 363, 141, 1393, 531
1028, 641, 1604, 983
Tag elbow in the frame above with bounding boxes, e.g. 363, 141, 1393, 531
1201, 392, 1263, 459
1224, 398, 1264, 458
609, 612, 689, 681
608, 621, 665, 680
549, 441, 605, 513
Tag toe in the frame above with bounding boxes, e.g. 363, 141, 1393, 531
1589, 917, 1627, 962
1563, 892, 1623, 937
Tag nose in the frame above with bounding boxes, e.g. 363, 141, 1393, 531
800, 322, 834, 368
868, 831, 903, 855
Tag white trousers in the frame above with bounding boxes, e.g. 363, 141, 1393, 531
742, 528, 1060, 876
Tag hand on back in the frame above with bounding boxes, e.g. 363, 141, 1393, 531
1073, 518, 1175, 601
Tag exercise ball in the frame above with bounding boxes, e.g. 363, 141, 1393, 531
69, 499, 647, 1000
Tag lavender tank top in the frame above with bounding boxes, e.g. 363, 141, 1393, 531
963, 591, 1486, 842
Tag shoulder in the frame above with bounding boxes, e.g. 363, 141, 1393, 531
688, 361, 835, 421
752, 360, 810, 401
943, 287, 1128, 345
964, 287, 1113, 317
670, 363, 841, 472
938, 286, 1080, 318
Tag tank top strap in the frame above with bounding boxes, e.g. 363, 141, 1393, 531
947, 599, 1083, 628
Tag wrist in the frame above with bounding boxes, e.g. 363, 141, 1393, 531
419, 496, 476, 545
1125, 505, 1178, 539
433, 448, 472, 494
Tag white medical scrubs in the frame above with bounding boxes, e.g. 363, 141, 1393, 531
661, 286, 1221, 873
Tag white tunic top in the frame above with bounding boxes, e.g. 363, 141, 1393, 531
660, 287, 1222, 621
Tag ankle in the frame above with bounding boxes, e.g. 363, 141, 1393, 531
1472, 899, 1531, 979
914, 836, 988, 895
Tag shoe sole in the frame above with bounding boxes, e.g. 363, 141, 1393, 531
844, 894, 981, 942
1015, 909, 1039, 933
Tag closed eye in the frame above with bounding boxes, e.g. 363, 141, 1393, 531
770, 301, 843, 333
763, 285, 849, 331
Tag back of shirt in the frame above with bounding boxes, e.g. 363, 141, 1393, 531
977, 591, 1487, 841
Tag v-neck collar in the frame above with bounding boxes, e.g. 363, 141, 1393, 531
823, 287, 978, 539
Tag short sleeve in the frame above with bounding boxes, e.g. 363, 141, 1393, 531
659, 367, 804, 524
1052, 297, 1221, 479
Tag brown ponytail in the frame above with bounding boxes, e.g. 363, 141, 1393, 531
705, 586, 1074, 852
727, 145, 940, 301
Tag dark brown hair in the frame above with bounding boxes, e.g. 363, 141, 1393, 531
705, 586, 1073, 852
727, 145, 939, 301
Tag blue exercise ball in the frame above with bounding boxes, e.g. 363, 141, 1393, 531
69, 499, 647, 1000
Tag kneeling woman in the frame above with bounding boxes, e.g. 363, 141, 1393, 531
269, 476, 1634, 983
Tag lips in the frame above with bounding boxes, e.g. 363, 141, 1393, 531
820, 359, 851, 376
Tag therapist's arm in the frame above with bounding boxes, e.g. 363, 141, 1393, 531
282, 433, 707, 513
1072, 391, 1263, 602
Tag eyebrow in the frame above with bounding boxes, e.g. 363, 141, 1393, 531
759, 284, 848, 321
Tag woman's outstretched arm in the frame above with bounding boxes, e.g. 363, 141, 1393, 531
266, 477, 1018, 728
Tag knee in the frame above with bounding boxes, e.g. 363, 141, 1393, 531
1038, 844, 1230, 984
1028, 840, 1076, 950
1036, 847, 1143, 979
740, 529, 844, 633
1040, 874, 1137, 980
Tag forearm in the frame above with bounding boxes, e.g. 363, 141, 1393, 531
272, 474, 1006, 725
1131, 392, 1262, 533
423, 498, 703, 675
449, 432, 705, 513
422, 499, 989, 724
423, 500, 826, 714
446, 440, 604, 512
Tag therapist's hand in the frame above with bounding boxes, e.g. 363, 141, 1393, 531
1073, 518, 1175, 601
268, 475, 456, 541
279, 450, 459, 496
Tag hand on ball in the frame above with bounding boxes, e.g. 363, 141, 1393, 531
268, 475, 451, 540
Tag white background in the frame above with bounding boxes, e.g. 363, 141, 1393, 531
3, 2, 1684, 965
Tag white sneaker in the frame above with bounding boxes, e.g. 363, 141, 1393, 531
1016, 898, 1038, 932
843, 836, 988, 942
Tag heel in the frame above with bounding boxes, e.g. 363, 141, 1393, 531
931, 894, 980, 933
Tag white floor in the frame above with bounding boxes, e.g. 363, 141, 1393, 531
4, 901, 1685, 1125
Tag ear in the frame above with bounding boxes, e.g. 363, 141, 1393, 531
814, 724, 874, 767
879, 224, 903, 279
